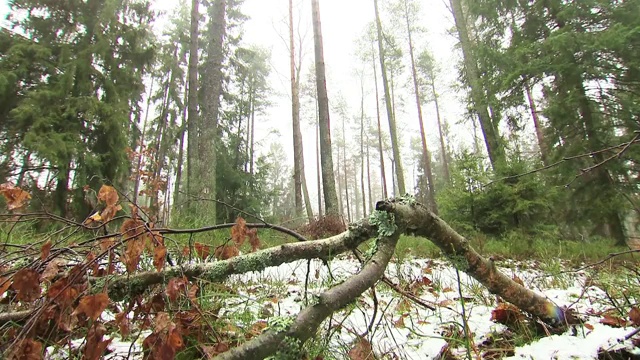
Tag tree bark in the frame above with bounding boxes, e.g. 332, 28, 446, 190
290, 0, 305, 220
200, 0, 227, 223
360, 77, 367, 217
371, 41, 388, 199
449, 0, 505, 170
403, 0, 437, 214
311, 0, 339, 216
524, 79, 548, 167
430, 77, 450, 183
374, 0, 406, 195
187, 0, 199, 206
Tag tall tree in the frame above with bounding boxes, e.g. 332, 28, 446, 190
289, 0, 313, 222
449, 0, 505, 170
311, 0, 339, 215
374, 0, 406, 195
200, 0, 227, 223
5, 0, 155, 217
187, 0, 200, 206
396, 0, 437, 213
417, 50, 450, 183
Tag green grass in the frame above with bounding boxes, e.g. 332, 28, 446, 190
391, 230, 633, 265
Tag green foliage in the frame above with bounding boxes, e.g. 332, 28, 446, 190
438, 151, 554, 236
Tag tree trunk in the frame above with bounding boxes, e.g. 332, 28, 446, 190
449, 0, 505, 170
290, 0, 304, 219
316, 112, 323, 217
374, 0, 405, 195
311, 0, 339, 215
200, 0, 227, 223
371, 41, 388, 199
187, 0, 199, 206
403, 0, 437, 213
360, 78, 367, 217
430, 79, 450, 183
133, 77, 154, 206
173, 125, 185, 212
524, 79, 548, 166
342, 117, 351, 222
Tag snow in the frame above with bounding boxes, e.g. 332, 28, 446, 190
46, 256, 640, 359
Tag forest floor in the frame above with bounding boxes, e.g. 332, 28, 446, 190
45, 253, 640, 359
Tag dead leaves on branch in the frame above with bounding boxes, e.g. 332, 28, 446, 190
0, 183, 31, 211
85, 185, 122, 224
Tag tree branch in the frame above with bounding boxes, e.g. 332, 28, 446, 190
378, 199, 570, 325
213, 224, 400, 359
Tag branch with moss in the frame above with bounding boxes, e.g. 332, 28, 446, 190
212, 219, 401, 360
377, 198, 570, 326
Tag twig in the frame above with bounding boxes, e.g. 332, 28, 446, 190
484, 136, 640, 187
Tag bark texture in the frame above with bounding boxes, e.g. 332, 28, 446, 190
374, 0, 406, 194
449, 0, 505, 170
311, 0, 339, 215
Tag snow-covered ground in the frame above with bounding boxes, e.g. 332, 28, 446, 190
46, 256, 640, 359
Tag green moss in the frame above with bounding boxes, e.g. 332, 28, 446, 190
234, 252, 272, 274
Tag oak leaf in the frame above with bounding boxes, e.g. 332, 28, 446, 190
166, 277, 189, 303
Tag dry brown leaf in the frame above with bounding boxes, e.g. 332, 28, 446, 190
83, 323, 112, 360
40, 260, 61, 282
8, 338, 43, 360
600, 313, 629, 328
194, 242, 210, 260
154, 312, 172, 333
40, 240, 52, 261
97, 185, 119, 207
214, 245, 239, 260
0, 183, 31, 211
348, 337, 374, 360
47, 277, 79, 308
0, 276, 12, 297
231, 216, 247, 245
153, 244, 167, 272
247, 228, 260, 252
629, 307, 640, 326
11, 268, 41, 302
166, 277, 188, 303
73, 293, 109, 321
115, 311, 131, 336
491, 303, 524, 325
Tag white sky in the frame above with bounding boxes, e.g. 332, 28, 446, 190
1, 0, 496, 211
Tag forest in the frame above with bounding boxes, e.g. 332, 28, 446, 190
0, 0, 640, 359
